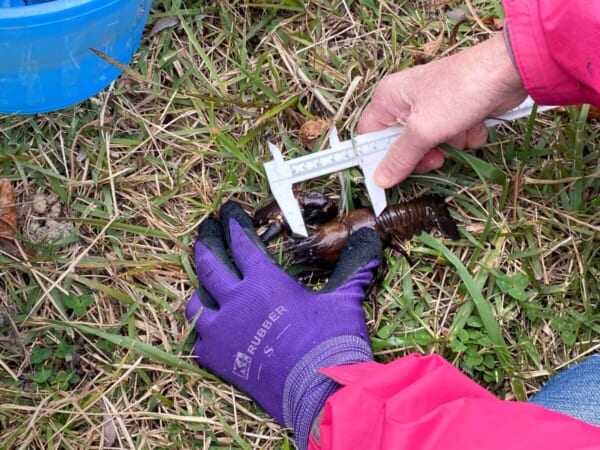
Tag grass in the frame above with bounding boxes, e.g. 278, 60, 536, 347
1, 0, 599, 448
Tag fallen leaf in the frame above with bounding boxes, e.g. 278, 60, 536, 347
556, 105, 600, 122
0, 179, 31, 258
145, 16, 180, 40
586, 105, 600, 121
299, 118, 330, 147
0, 237, 20, 256
481, 17, 505, 31
0, 179, 17, 239
423, 32, 444, 56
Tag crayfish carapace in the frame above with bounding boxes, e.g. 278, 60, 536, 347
252, 192, 460, 266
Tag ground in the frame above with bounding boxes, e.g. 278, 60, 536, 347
0, 1, 599, 449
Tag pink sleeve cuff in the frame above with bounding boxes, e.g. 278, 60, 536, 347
310, 354, 600, 450
502, 0, 600, 106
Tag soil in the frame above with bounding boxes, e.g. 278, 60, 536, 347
21, 190, 75, 243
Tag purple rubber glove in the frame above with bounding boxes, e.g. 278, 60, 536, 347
185, 201, 382, 449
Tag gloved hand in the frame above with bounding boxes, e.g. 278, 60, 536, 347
185, 200, 382, 449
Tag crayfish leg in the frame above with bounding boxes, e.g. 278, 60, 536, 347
393, 239, 415, 266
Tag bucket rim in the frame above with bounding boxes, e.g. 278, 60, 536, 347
0, 0, 124, 20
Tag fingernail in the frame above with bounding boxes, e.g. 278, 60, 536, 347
374, 167, 393, 188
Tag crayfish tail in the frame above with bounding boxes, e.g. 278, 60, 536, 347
426, 195, 460, 240
435, 215, 460, 240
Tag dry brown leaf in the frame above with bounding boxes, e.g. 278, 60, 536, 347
299, 118, 330, 147
0, 179, 32, 258
586, 105, 600, 121
423, 32, 444, 56
0, 179, 17, 239
493, 18, 505, 29
481, 17, 505, 30
556, 105, 600, 122
0, 179, 18, 257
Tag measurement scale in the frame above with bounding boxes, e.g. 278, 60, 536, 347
265, 97, 555, 237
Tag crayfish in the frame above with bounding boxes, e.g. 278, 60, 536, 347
252, 192, 460, 266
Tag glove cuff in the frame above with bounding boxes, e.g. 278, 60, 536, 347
282, 335, 373, 450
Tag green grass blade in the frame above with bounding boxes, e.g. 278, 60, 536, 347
418, 233, 511, 370
46, 320, 219, 381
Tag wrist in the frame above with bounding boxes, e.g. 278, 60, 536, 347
487, 32, 527, 102
283, 335, 373, 450
458, 32, 527, 116
503, 24, 517, 69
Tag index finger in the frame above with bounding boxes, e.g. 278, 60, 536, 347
356, 75, 412, 134
373, 120, 439, 188
356, 101, 394, 134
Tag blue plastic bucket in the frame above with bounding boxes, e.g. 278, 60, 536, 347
0, 0, 152, 114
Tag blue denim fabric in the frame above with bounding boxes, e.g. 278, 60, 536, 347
530, 355, 600, 426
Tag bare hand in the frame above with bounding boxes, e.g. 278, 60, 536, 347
358, 33, 528, 188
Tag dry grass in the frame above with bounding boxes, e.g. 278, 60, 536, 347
1, 0, 599, 449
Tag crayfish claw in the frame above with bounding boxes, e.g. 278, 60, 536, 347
259, 222, 286, 243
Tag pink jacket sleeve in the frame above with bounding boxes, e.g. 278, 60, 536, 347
502, 0, 600, 106
309, 354, 600, 450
